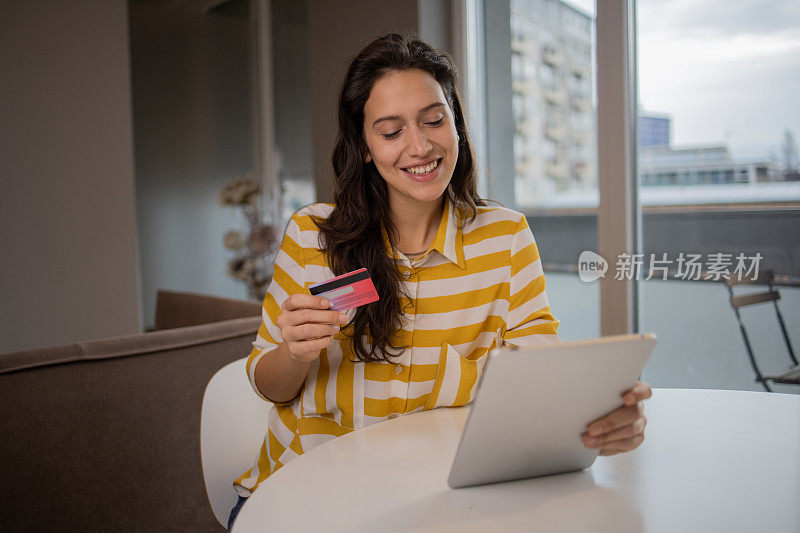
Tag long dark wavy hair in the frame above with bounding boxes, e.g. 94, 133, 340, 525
313, 33, 486, 363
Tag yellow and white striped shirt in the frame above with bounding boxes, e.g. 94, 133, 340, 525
233, 195, 560, 496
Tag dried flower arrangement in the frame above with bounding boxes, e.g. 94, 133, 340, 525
220, 172, 280, 300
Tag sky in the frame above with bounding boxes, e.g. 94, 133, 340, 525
563, 0, 800, 162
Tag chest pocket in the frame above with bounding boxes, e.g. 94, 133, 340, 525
423, 328, 502, 410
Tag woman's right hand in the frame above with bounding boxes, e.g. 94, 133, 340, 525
277, 293, 349, 363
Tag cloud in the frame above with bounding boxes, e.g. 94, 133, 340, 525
637, 0, 800, 157
638, 0, 800, 37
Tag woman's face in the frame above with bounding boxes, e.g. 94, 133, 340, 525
362, 69, 459, 209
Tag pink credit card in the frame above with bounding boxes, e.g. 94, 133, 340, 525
308, 267, 380, 311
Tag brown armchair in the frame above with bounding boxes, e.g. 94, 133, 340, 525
154, 290, 262, 331
0, 291, 262, 531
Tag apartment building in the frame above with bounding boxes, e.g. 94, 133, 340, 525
510, 0, 594, 205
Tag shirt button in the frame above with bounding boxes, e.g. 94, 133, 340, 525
388, 413, 399, 420
394, 364, 403, 375
403, 271, 411, 278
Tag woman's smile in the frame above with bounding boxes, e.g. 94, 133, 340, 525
362, 68, 459, 207
401, 157, 443, 182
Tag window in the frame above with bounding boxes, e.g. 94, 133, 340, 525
498, 0, 599, 341
488, 0, 799, 393
637, 0, 800, 392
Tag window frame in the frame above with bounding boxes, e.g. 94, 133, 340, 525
457, 0, 641, 336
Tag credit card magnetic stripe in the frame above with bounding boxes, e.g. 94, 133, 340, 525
309, 268, 371, 295
308, 267, 379, 311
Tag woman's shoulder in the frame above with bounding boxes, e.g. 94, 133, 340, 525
284, 203, 336, 255
460, 202, 536, 257
293, 202, 335, 219
288, 202, 335, 230
464, 201, 527, 232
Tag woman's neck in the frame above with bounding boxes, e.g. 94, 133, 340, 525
389, 195, 445, 254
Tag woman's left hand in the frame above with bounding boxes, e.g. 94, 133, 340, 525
581, 382, 652, 456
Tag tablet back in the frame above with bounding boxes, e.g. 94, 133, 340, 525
447, 333, 656, 489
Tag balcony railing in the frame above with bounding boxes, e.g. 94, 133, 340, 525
545, 123, 566, 142
545, 158, 569, 179
542, 46, 564, 67
544, 87, 567, 105
570, 95, 590, 112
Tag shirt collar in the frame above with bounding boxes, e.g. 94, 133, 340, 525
380, 195, 467, 269
431, 194, 467, 269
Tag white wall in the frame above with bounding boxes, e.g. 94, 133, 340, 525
0, 1, 141, 353
129, 2, 256, 328
418, 0, 452, 52
307, 0, 421, 203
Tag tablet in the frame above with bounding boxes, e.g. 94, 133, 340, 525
447, 333, 656, 489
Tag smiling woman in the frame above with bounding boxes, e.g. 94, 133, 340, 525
227, 32, 650, 531
363, 70, 459, 251
313, 33, 483, 364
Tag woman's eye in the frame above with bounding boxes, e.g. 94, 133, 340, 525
381, 117, 442, 140
382, 130, 401, 140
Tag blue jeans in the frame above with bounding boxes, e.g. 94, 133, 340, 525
227, 495, 248, 531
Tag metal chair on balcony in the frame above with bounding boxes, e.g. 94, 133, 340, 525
725, 271, 799, 392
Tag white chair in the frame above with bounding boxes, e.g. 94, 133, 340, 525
200, 357, 273, 527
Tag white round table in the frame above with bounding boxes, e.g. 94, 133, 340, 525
233, 389, 800, 532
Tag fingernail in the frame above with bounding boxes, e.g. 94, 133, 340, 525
339, 313, 348, 322
321, 299, 329, 308
584, 437, 596, 447
589, 425, 603, 436
332, 325, 340, 332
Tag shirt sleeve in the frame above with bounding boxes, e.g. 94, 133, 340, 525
245, 211, 307, 403
502, 214, 561, 348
